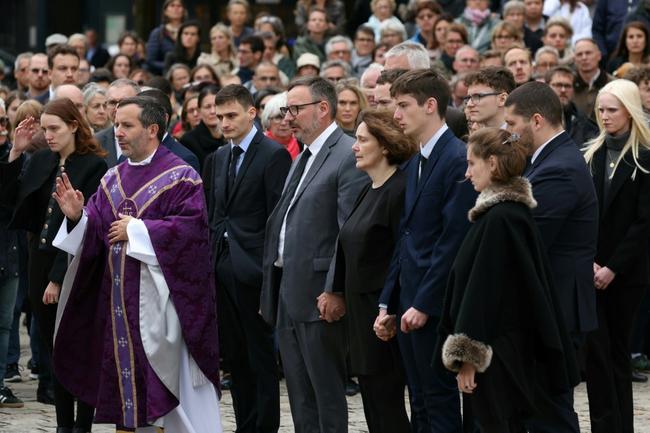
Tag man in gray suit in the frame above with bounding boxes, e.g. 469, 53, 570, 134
95, 79, 140, 167
261, 76, 367, 432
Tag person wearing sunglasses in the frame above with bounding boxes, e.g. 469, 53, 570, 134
26, 53, 50, 105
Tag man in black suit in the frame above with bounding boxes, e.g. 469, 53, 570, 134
209, 85, 291, 433
504, 81, 599, 433
95, 79, 141, 167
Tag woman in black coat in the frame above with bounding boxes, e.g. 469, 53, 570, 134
438, 127, 579, 433
1, 99, 107, 433
583, 79, 650, 433
323, 110, 415, 433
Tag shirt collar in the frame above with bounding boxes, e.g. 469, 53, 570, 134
128, 147, 159, 166
420, 123, 448, 159
305, 122, 337, 159
588, 69, 601, 89
531, 130, 564, 163
230, 124, 257, 152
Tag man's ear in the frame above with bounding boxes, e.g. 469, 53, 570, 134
426, 97, 438, 115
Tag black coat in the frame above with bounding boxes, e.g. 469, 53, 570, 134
327, 169, 406, 375
0, 149, 107, 283
564, 102, 600, 148
180, 121, 225, 172
206, 129, 291, 289
591, 147, 650, 286
438, 178, 579, 424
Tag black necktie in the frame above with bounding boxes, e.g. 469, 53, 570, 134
227, 145, 244, 196
418, 153, 428, 182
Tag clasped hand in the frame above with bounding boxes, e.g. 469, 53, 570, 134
593, 263, 615, 290
108, 214, 132, 244
373, 309, 397, 341
316, 292, 345, 322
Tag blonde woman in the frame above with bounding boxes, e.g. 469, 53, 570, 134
197, 23, 239, 78
336, 81, 368, 136
583, 79, 650, 433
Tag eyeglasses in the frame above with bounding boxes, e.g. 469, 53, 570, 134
0, 117, 9, 127
462, 92, 501, 104
280, 101, 322, 116
550, 82, 573, 90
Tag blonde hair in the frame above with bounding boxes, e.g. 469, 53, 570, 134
584, 79, 650, 175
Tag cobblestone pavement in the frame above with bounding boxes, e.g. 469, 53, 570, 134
2, 330, 650, 432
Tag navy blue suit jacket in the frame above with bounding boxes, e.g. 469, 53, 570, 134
525, 131, 598, 333
162, 134, 200, 173
379, 128, 477, 317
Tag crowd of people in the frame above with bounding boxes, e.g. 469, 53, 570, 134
0, 0, 650, 432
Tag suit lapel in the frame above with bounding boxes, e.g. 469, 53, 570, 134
591, 147, 606, 214
526, 132, 566, 179
402, 130, 451, 222
290, 129, 341, 206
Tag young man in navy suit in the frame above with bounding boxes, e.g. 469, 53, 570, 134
377, 69, 477, 433
505, 81, 598, 433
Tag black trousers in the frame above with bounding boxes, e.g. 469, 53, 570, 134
586, 283, 646, 433
28, 237, 94, 429
216, 243, 280, 433
357, 369, 410, 433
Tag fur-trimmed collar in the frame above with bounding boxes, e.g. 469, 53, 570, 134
468, 176, 537, 222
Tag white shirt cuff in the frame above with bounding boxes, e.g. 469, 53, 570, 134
52, 210, 88, 256
126, 219, 159, 266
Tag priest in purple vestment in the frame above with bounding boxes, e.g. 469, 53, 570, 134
51, 95, 222, 433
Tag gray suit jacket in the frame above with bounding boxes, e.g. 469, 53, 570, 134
95, 126, 118, 167
260, 126, 367, 325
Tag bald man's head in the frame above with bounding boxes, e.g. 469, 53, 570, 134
54, 84, 84, 112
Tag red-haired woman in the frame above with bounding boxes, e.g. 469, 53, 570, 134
0, 98, 107, 433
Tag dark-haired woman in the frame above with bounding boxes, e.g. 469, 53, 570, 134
146, 0, 187, 75
438, 127, 578, 433
607, 21, 650, 75
325, 110, 414, 433
180, 85, 225, 171
164, 20, 201, 75
0, 98, 107, 432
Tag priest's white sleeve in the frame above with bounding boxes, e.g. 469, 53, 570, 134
126, 218, 159, 265
52, 210, 89, 256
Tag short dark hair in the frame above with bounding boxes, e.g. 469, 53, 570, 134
358, 109, 416, 165
215, 84, 255, 108
198, 84, 221, 107
376, 68, 408, 85
544, 65, 575, 84
240, 35, 264, 54
463, 67, 516, 94
504, 81, 563, 127
390, 69, 450, 119
254, 86, 282, 111
145, 76, 172, 97
139, 88, 173, 126
288, 76, 338, 119
117, 95, 167, 140
47, 45, 80, 69
355, 25, 375, 40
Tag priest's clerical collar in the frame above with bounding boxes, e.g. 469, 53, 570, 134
128, 146, 159, 166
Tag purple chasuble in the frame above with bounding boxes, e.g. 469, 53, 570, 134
53, 146, 220, 428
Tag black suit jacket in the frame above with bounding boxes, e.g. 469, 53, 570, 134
161, 134, 200, 172
207, 129, 291, 289
591, 147, 650, 287
525, 131, 599, 333
180, 121, 225, 172
88, 47, 110, 68
0, 149, 107, 283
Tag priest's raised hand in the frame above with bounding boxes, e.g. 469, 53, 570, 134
52, 172, 84, 222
